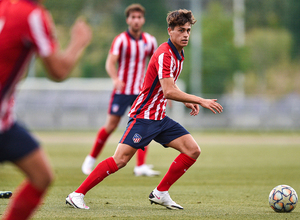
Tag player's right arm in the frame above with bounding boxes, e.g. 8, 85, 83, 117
105, 53, 124, 91
42, 19, 92, 81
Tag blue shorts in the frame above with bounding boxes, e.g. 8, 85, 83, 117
0, 122, 39, 162
119, 116, 190, 150
108, 94, 138, 116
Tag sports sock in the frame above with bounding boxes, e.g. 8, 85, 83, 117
76, 157, 118, 195
157, 153, 196, 191
2, 181, 46, 220
90, 127, 110, 158
136, 146, 148, 166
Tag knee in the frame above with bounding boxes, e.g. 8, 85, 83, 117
46, 170, 55, 186
40, 169, 54, 189
190, 145, 201, 159
30, 169, 54, 191
105, 124, 118, 134
113, 157, 128, 169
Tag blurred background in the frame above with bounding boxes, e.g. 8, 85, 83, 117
15, 0, 300, 131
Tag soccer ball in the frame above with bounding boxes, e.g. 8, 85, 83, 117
269, 185, 298, 212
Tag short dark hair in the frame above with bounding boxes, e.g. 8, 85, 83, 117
167, 9, 196, 29
125, 4, 145, 18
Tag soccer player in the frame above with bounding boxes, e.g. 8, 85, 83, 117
66, 9, 223, 210
81, 4, 160, 177
0, 0, 92, 219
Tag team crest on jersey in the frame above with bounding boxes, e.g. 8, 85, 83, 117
132, 133, 142, 143
112, 104, 119, 113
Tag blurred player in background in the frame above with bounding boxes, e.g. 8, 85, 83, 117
66, 9, 223, 210
0, 0, 92, 219
81, 3, 160, 177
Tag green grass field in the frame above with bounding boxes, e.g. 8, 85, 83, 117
1, 130, 300, 219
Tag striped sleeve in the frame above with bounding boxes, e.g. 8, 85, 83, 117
28, 9, 57, 57
157, 52, 175, 79
110, 34, 123, 56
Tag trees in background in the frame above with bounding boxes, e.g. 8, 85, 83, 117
39, 0, 300, 97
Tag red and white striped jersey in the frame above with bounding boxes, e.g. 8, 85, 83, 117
109, 31, 157, 95
128, 39, 185, 120
0, 0, 57, 132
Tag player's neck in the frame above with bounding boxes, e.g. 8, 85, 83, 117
128, 28, 142, 40
175, 46, 183, 54
170, 39, 183, 54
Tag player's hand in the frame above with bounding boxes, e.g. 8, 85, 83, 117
113, 78, 125, 91
71, 17, 92, 48
200, 99, 223, 114
185, 103, 200, 116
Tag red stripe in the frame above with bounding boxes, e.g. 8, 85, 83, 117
117, 41, 123, 77
142, 33, 148, 45
156, 102, 162, 120
131, 39, 139, 94
120, 119, 136, 143
175, 61, 180, 80
110, 34, 121, 54
139, 58, 146, 90
107, 92, 115, 114
138, 33, 148, 91
122, 33, 131, 94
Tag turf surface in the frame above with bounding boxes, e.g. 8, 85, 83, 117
1, 131, 300, 219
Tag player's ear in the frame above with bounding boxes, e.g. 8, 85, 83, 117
141, 16, 145, 25
167, 27, 172, 36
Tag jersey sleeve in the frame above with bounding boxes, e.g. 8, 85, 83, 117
109, 34, 123, 56
27, 8, 57, 57
156, 52, 175, 79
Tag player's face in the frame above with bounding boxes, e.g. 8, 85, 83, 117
126, 11, 145, 33
168, 22, 191, 52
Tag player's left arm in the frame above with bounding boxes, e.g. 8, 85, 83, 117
160, 77, 223, 114
161, 79, 199, 115
173, 84, 199, 116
